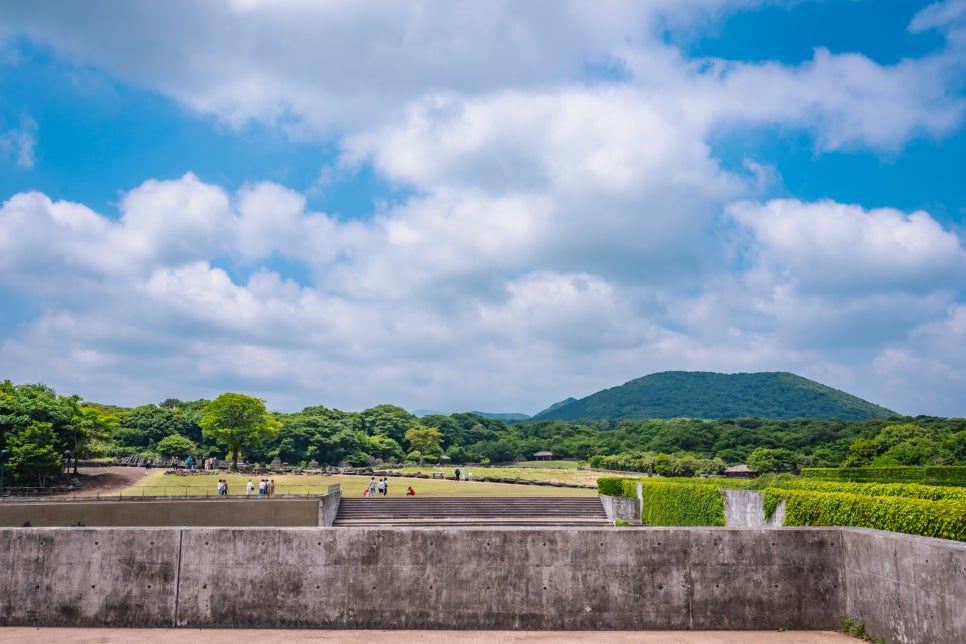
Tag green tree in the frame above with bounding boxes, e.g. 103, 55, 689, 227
405, 425, 443, 466
200, 393, 281, 469
747, 447, 799, 473
155, 434, 198, 458
7, 421, 63, 487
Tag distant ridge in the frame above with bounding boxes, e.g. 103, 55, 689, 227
531, 371, 897, 421
534, 397, 577, 418
468, 411, 531, 421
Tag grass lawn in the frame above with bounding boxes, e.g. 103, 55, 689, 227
116, 469, 598, 498
396, 462, 599, 487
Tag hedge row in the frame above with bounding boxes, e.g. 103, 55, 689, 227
638, 480, 727, 527
752, 474, 966, 503
596, 477, 625, 497
763, 488, 966, 542
801, 466, 966, 487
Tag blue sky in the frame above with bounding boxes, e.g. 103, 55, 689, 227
1, 1, 965, 416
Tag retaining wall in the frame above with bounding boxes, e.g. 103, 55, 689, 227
0, 526, 962, 641
0, 498, 325, 528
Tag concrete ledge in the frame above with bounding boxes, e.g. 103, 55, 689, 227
0, 526, 962, 642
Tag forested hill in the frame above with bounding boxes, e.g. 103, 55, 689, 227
531, 371, 897, 421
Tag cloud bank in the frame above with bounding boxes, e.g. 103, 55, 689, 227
1, 1, 965, 415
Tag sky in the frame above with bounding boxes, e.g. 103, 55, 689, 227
1, 1, 965, 417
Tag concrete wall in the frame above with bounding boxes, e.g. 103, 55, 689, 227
318, 490, 342, 527
721, 489, 785, 528
842, 528, 966, 644
598, 493, 640, 523
0, 525, 962, 641
0, 492, 343, 528
0, 498, 323, 528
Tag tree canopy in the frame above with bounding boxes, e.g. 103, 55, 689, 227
200, 393, 280, 469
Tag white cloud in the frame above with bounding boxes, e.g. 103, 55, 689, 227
728, 199, 966, 295
0, 115, 37, 168
1, 2, 966, 416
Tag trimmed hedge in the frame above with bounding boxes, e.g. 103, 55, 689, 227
639, 480, 726, 527
752, 474, 966, 503
596, 477, 627, 497
763, 488, 966, 542
801, 466, 966, 487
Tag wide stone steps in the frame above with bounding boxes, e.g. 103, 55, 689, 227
333, 496, 610, 527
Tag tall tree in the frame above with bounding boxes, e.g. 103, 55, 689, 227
404, 425, 443, 466
200, 393, 280, 469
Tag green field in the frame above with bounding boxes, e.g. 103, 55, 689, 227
397, 461, 598, 487
116, 468, 597, 498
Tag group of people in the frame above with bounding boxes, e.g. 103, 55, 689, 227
454, 467, 472, 481
216, 479, 229, 495
365, 476, 390, 496
363, 476, 416, 496
247, 478, 275, 497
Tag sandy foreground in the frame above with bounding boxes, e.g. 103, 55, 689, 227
0, 628, 856, 643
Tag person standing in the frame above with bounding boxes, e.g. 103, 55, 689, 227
454, 467, 461, 481
259, 479, 266, 496
246, 479, 255, 496
368, 477, 377, 497
268, 479, 275, 497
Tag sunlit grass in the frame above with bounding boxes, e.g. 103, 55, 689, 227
396, 462, 599, 487
116, 468, 597, 498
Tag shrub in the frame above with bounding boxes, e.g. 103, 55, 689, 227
763, 488, 966, 542
597, 477, 627, 496
639, 480, 726, 526
801, 466, 966, 487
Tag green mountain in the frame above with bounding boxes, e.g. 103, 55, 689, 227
468, 411, 531, 421
532, 371, 898, 421
533, 397, 577, 417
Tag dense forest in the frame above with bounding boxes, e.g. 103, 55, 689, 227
1, 380, 964, 486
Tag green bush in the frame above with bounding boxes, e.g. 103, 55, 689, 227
639, 480, 726, 526
763, 488, 966, 542
752, 474, 966, 502
801, 466, 966, 486
597, 477, 627, 496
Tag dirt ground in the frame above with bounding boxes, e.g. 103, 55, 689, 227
57, 465, 151, 496
0, 628, 856, 643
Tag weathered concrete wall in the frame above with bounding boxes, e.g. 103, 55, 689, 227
598, 493, 639, 523
841, 528, 966, 644
0, 526, 843, 630
0, 525, 962, 640
319, 490, 341, 527
0, 498, 323, 528
0, 528, 179, 627
721, 489, 785, 528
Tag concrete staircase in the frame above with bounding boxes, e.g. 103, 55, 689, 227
333, 496, 611, 527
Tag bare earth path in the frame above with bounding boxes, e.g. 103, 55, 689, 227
59, 465, 151, 496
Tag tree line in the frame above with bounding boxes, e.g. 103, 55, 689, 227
2, 380, 965, 486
